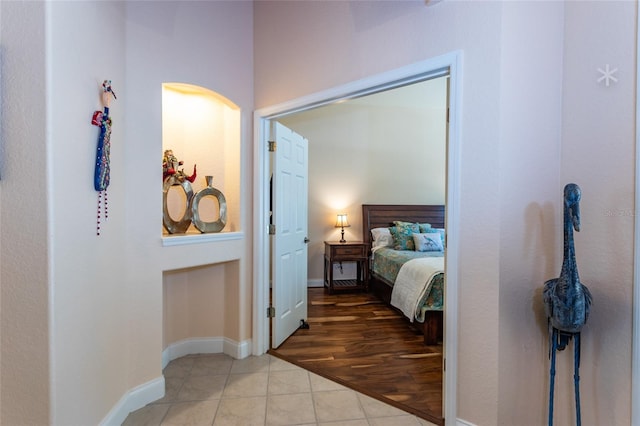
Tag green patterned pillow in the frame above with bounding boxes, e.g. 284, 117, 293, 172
389, 221, 420, 251
418, 223, 433, 233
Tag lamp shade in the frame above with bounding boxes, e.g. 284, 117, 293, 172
335, 214, 350, 228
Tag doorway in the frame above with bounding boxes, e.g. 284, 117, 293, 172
253, 52, 462, 423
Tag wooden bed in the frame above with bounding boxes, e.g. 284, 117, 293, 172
362, 204, 445, 345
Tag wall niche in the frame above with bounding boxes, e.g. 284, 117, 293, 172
162, 260, 241, 365
162, 83, 240, 238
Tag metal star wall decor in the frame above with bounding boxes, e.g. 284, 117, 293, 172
597, 64, 618, 87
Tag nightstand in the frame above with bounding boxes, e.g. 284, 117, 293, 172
324, 241, 368, 293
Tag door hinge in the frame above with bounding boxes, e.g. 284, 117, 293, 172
268, 140, 276, 152
446, 107, 450, 123
443, 357, 446, 372
269, 224, 276, 235
267, 306, 275, 318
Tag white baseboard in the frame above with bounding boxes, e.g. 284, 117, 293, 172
456, 419, 477, 426
99, 375, 165, 426
102, 336, 251, 425
307, 279, 323, 288
162, 336, 252, 369
224, 337, 252, 360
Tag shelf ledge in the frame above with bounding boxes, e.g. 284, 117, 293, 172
162, 231, 244, 247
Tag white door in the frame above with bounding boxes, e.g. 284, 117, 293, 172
271, 121, 309, 348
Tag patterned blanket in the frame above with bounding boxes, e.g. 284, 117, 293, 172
389, 257, 444, 322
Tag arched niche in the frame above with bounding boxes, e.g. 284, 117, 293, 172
162, 83, 241, 237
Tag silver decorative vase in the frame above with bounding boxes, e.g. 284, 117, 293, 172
190, 176, 227, 233
162, 175, 194, 234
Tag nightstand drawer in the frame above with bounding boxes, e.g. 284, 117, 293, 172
331, 245, 366, 257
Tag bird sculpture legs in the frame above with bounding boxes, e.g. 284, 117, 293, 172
574, 332, 582, 426
549, 328, 557, 426
548, 328, 582, 426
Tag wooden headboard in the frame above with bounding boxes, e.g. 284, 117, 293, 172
362, 204, 445, 253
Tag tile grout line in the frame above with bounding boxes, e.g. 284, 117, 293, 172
307, 369, 320, 425
265, 356, 272, 425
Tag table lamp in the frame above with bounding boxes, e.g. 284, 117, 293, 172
335, 213, 350, 243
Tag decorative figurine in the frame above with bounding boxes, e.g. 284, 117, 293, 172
543, 183, 593, 426
91, 80, 117, 236
163, 149, 196, 183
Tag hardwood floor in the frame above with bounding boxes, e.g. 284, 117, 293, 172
269, 287, 444, 425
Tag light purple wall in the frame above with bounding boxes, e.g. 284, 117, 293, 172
256, 1, 505, 423
3, 1, 255, 424
0, 2, 50, 424
558, 2, 636, 424
1, 1, 635, 424
496, 2, 564, 424
255, 1, 637, 425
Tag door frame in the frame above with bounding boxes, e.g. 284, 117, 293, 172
632, 9, 640, 424
253, 50, 463, 424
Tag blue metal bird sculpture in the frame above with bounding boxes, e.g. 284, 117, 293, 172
543, 183, 592, 426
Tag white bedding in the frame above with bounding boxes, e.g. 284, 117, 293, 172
390, 256, 444, 322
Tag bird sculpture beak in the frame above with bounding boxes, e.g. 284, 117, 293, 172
571, 203, 581, 232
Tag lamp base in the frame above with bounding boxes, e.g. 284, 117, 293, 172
340, 228, 346, 243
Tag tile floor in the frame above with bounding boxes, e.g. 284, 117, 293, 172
122, 353, 437, 426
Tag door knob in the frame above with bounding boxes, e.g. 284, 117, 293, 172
304, 237, 310, 243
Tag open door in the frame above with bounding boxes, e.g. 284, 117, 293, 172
271, 121, 309, 348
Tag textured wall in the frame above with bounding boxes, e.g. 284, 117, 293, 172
558, 2, 636, 424
2, 2, 635, 425
255, 1, 637, 425
496, 2, 565, 425
47, 2, 128, 424
0, 1, 255, 424
0, 2, 50, 424
123, 0, 254, 414
255, 1, 504, 423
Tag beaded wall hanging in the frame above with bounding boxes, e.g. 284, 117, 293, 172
91, 80, 116, 235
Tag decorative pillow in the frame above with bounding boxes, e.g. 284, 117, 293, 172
418, 223, 433, 233
413, 232, 444, 252
390, 221, 420, 250
371, 227, 394, 249
433, 228, 446, 246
